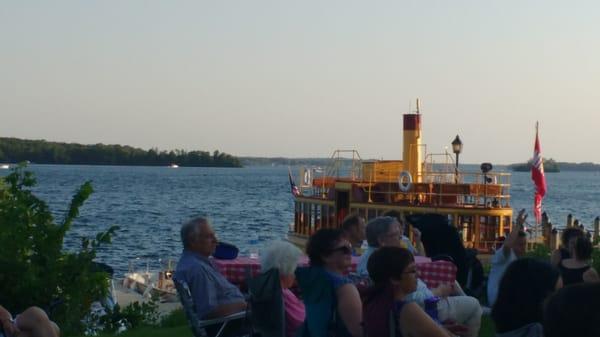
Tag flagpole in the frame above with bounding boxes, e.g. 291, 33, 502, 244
535, 121, 538, 239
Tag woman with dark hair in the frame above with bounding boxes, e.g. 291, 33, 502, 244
296, 229, 362, 337
491, 258, 562, 337
364, 246, 451, 337
543, 283, 600, 337
558, 236, 599, 285
550, 227, 584, 266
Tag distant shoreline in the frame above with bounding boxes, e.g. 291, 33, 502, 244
508, 159, 600, 172
240, 157, 600, 171
0, 137, 242, 168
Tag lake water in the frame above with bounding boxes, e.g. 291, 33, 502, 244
2, 165, 599, 275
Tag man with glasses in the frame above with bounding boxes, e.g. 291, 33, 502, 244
174, 217, 247, 332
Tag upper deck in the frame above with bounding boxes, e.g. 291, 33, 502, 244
297, 150, 511, 211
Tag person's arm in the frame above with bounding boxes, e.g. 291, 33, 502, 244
430, 283, 455, 298
502, 209, 527, 257
0, 305, 19, 337
336, 283, 363, 337
583, 267, 600, 283
550, 249, 562, 266
14, 306, 60, 337
398, 302, 452, 337
405, 279, 434, 306
413, 228, 427, 256
206, 302, 247, 319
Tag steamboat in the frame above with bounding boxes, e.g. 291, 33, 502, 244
288, 100, 513, 253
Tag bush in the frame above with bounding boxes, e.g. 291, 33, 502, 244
160, 308, 187, 328
524, 243, 551, 261
88, 300, 159, 335
0, 165, 118, 335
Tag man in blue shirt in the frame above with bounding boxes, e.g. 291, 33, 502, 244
487, 210, 528, 306
175, 217, 246, 320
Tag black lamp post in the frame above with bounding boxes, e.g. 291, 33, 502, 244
452, 135, 462, 183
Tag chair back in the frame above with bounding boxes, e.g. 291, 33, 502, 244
247, 268, 285, 337
174, 278, 208, 337
295, 267, 339, 337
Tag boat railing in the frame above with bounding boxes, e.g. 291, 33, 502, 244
323, 149, 363, 179
298, 150, 363, 197
359, 169, 511, 208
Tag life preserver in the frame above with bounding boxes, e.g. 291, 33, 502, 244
398, 171, 412, 192
303, 168, 311, 186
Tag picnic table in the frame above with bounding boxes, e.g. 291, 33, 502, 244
213, 255, 456, 289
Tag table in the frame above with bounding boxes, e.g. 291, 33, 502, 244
213, 255, 456, 289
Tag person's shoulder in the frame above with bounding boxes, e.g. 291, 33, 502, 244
176, 252, 213, 276
325, 270, 353, 289
397, 301, 424, 318
583, 267, 600, 282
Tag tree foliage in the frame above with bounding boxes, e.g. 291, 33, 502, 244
0, 137, 242, 167
0, 165, 118, 335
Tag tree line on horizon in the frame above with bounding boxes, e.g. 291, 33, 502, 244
0, 137, 242, 167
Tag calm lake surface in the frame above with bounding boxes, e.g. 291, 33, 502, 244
2, 165, 599, 275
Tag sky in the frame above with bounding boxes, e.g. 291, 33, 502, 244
1, 1, 599, 164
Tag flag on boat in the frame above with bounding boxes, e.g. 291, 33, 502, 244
531, 122, 547, 224
288, 168, 300, 196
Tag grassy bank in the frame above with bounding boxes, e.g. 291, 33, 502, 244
81, 309, 495, 337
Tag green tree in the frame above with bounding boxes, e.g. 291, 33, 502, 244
0, 164, 118, 335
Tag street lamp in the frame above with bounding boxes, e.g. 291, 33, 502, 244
451, 135, 462, 183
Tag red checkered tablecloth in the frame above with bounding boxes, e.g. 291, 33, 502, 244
213, 255, 456, 289
416, 260, 457, 289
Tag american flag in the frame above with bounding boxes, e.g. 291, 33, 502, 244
288, 168, 300, 196
531, 122, 547, 224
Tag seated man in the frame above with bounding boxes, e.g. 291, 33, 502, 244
174, 217, 247, 326
487, 210, 528, 307
0, 305, 60, 337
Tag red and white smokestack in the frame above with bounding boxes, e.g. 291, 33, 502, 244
403, 99, 423, 182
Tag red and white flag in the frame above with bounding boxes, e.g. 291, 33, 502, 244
531, 123, 547, 224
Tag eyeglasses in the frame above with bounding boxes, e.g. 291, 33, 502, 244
329, 245, 353, 255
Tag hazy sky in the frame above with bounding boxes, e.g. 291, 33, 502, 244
1, 1, 599, 164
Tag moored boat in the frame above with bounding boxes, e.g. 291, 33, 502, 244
122, 259, 177, 302
288, 100, 513, 253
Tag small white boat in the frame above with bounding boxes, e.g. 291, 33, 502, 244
169, 164, 179, 168
122, 260, 177, 302
0, 164, 9, 169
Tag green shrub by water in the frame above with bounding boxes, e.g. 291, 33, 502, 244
0, 165, 118, 335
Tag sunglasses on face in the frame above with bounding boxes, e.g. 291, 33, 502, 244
329, 245, 353, 255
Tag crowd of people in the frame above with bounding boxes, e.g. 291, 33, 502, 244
172, 212, 600, 337
175, 212, 600, 337
8, 211, 597, 337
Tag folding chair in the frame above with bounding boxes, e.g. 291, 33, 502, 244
174, 278, 248, 337
247, 268, 285, 337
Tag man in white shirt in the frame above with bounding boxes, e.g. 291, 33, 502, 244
487, 209, 528, 306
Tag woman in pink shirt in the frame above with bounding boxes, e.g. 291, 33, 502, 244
260, 241, 305, 337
